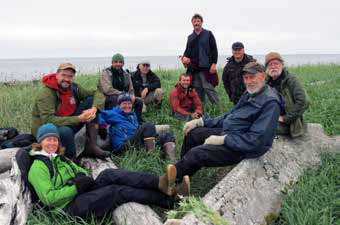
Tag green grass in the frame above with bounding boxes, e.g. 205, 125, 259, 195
0, 64, 339, 224
271, 152, 340, 225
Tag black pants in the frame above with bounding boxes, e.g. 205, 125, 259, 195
117, 123, 175, 153
65, 168, 174, 218
105, 95, 144, 123
181, 127, 223, 158
176, 127, 244, 181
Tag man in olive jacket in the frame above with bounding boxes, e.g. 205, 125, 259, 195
31, 63, 109, 159
222, 42, 256, 105
265, 52, 310, 138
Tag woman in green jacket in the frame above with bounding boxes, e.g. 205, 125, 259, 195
28, 123, 190, 218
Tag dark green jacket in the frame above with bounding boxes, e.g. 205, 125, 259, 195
31, 78, 105, 137
267, 69, 309, 137
28, 151, 89, 208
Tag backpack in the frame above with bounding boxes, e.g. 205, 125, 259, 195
15, 147, 54, 203
0, 128, 19, 145
1, 134, 36, 149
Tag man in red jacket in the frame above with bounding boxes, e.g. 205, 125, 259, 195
169, 74, 203, 121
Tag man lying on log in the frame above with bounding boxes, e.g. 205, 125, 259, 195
26, 123, 190, 218
174, 62, 285, 182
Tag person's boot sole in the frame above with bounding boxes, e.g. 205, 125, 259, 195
166, 164, 177, 195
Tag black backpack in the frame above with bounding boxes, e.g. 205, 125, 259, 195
15, 147, 54, 203
0, 128, 19, 145
1, 134, 36, 149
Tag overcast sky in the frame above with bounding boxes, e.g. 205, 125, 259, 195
1, 0, 339, 59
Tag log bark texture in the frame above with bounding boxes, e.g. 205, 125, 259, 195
0, 157, 32, 225
0, 147, 20, 174
167, 124, 340, 225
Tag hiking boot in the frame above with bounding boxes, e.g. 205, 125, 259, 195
143, 137, 155, 153
84, 122, 110, 159
176, 175, 190, 198
163, 142, 177, 162
159, 164, 177, 196
155, 124, 170, 136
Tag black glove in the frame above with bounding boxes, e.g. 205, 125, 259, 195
74, 173, 95, 194
98, 126, 107, 140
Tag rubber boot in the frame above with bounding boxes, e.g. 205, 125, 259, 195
159, 164, 176, 196
84, 121, 110, 159
176, 175, 190, 198
143, 137, 155, 153
163, 142, 177, 162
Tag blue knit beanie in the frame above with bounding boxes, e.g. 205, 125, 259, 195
37, 123, 60, 143
117, 93, 132, 105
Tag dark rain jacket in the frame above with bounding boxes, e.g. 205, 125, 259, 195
203, 85, 285, 158
267, 69, 309, 137
131, 68, 161, 97
222, 54, 256, 104
31, 74, 105, 137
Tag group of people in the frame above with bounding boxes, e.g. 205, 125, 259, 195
25, 13, 310, 219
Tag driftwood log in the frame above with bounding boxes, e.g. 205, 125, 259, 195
0, 147, 20, 174
80, 158, 163, 225
0, 156, 32, 225
168, 124, 340, 225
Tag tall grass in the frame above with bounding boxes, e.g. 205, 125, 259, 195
0, 64, 339, 224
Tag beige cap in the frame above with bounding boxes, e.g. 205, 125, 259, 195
265, 52, 284, 67
57, 63, 76, 73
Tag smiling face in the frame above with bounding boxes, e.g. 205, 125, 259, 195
266, 59, 283, 80
119, 101, 133, 113
180, 75, 191, 89
232, 48, 245, 62
41, 136, 59, 154
112, 60, 124, 70
139, 63, 150, 74
243, 72, 266, 94
56, 69, 75, 90
192, 18, 202, 32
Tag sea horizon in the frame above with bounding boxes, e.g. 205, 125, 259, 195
1, 54, 340, 82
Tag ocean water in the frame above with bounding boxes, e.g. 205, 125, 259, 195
1, 54, 340, 81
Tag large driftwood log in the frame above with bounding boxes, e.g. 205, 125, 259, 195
169, 124, 339, 225
0, 147, 20, 174
81, 158, 163, 225
0, 156, 32, 225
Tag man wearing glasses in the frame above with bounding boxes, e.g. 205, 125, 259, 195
131, 60, 164, 110
98, 53, 144, 123
32, 63, 109, 160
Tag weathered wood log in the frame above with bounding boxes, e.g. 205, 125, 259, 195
0, 156, 32, 225
167, 124, 339, 225
81, 158, 163, 225
0, 147, 20, 174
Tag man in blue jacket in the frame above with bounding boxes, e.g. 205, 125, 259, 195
175, 62, 285, 181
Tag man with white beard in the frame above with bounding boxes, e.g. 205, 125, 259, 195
174, 62, 285, 181
265, 52, 309, 138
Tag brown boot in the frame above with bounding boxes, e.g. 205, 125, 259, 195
84, 122, 110, 159
176, 175, 190, 198
163, 142, 177, 162
159, 164, 177, 196
143, 137, 155, 153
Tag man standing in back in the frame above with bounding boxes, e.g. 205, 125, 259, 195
181, 13, 219, 104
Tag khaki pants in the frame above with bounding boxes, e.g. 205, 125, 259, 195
143, 88, 164, 104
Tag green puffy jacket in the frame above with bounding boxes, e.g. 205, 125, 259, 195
267, 69, 310, 137
31, 79, 105, 137
28, 151, 89, 208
